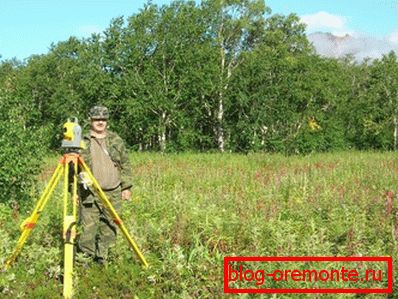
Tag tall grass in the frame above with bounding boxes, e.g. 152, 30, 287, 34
1, 151, 397, 298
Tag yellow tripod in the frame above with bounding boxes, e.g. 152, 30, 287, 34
4, 152, 148, 299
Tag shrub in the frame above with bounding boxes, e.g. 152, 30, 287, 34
0, 91, 49, 206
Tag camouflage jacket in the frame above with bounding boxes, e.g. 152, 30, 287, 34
81, 130, 133, 190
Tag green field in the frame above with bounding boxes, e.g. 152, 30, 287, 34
1, 152, 397, 298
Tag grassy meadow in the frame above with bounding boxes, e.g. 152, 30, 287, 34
1, 151, 397, 298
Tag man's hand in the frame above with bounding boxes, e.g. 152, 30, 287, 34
121, 189, 131, 200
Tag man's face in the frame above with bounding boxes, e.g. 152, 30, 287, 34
91, 118, 108, 134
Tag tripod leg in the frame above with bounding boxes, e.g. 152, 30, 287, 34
4, 163, 64, 270
78, 158, 149, 268
62, 157, 78, 299
63, 214, 75, 299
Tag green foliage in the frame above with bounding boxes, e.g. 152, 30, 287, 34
1, 0, 398, 154
357, 52, 398, 150
0, 90, 49, 205
1, 152, 397, 297
2, 0, 398, 295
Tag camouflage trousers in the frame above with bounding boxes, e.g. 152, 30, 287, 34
77, 186, 122, 261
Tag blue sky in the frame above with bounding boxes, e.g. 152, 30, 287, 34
1, 0, 397, 61
0, 0, 169, 61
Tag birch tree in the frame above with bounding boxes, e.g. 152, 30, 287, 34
366, 52, 398, 149
201, 0, 268, 151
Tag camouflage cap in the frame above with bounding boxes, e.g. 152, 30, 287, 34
89, 105, 109, 120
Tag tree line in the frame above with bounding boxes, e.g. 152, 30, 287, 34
1, 0, 398, 155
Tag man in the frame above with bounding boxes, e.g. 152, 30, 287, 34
77, 105, 133, 264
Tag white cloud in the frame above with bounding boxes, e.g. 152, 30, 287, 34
308, 32, 398, 61
300, 11, 348, 32
78, 25, 102, 36
301, 12, 398, 61
389, 31, 398, 44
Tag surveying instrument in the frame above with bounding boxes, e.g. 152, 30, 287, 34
3, 118, 148, 299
